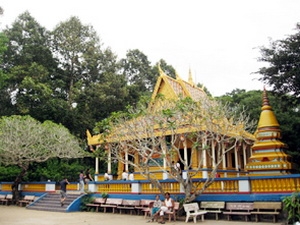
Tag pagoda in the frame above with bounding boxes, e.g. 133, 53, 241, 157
245, 89, 294, 175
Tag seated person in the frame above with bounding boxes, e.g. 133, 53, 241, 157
148, 195, 162, 222
154, 192, 174, 224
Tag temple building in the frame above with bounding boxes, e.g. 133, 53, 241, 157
87, 68, 293, 180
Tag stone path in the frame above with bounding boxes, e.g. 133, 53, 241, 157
0, 205, 283, 225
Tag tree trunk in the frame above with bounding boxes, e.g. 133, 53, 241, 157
12, 167, 27, 204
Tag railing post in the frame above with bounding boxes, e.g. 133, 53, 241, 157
238, 178, 250, 193
88, 182, 97, 193
45, 181, 56, 192
131, 181, 141, 194
163, 172, 169, 180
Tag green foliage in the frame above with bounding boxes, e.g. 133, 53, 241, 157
282, 192, 300, 224
25, 158, 88, 182
80, 195, 95, 211
257, 23, 300, 102
101, 192, 109, 198
0, 165, 21, 181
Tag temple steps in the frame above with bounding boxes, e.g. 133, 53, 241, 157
27, 193, 83, 212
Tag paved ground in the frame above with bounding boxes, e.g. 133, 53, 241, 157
0, 205, 284, 225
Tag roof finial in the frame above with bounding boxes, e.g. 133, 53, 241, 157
188, 68, 195, 86
262, 87, 270, 107
157, 62, 165, 77
175, 71, 181, 80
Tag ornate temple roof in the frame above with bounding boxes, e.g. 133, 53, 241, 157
87, 68, 254, 146
150, 66, 207, 103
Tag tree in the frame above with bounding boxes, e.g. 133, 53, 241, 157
120, 49, 155, 94
95, 96, 255, 203
0, 115, 87, 202
1, 11, 62, 120
51, 16, 103, 107
152, 59, 176, 79
257, 23, 300, 100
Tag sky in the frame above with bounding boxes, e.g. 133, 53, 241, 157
1, 0, 300, 96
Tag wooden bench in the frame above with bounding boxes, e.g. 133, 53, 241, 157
86, 198, 106, 212
251, 201, 282, 223
0, 194, 13, 205
135, 199, 154, 217
141, 201, 155, 218
200, 201, 225, 220
100, 198, 123, 213
18, 195, 35, 207
183, 202, 207, 223
223, 202, 253, 221
0, 194, 7, 205
165, 202, 180, 222
117, 199, 140, 214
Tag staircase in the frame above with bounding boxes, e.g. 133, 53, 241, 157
27, 192, 83, 212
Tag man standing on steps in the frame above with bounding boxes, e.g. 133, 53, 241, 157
60, 178, 69, 207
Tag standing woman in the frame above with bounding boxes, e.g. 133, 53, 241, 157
85, 168, 94, 183
79, 170, 85, 193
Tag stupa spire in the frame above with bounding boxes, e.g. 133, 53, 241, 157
245, 89, 293, 175
188, 68, 195, 86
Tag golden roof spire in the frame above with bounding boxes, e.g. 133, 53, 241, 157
157, 63, 165, 77
175, 71, 181, 80
257, 88, 279, 128
188, 68, 195, 86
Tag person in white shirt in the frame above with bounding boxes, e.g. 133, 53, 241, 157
155, 192, 174, 224
128, 172, 134, 181
104, 172, 112, 181
121, 170, 128, 180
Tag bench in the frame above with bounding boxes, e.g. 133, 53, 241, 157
183, 202, 207, 223
200, 201, 225, 220
0, 194, 13, 205
223, 202, 253, 221
117, 199, 140, 214
135, 199, 154, 217
141, 201, 155, 218
165, 202, 180, 222
18, 195, 35, 207
100, 198, 123, 213
86, 198, 106, 212
0, 194, 7, 205
251, 201, 282, 223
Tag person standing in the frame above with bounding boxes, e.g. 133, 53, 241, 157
85, 168, 94, 183
60, 177, 69, 207
121, 170, 128, 181
128, 171, 134, 181
79, 170, 84, 193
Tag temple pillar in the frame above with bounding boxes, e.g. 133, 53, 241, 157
107, 146, 112, 174
125, 147, 129, 172
222, 143, 227, 177
202, 137, 208, 178
183, 140, 188, 170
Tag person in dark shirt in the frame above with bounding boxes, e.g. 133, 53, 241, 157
60, 178, 69, 207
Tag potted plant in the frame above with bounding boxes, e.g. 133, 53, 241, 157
282, 192, 300, 224
101, 192, 109, 199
